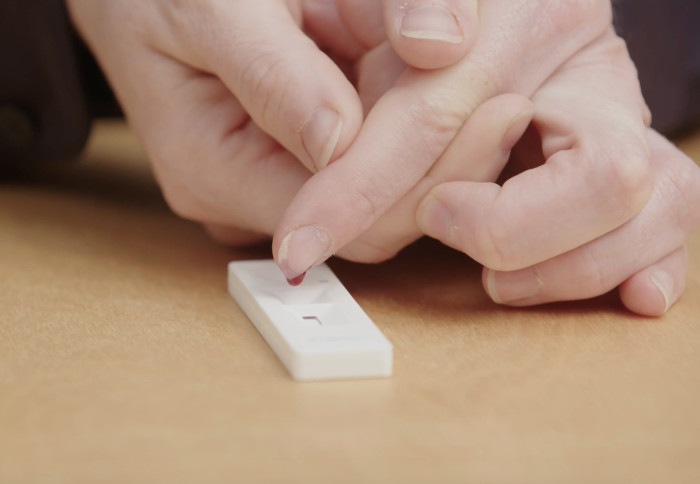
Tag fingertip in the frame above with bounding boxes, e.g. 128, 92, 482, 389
483, 268, 503, 304
649, 271, 674, 314
399, 5, 463, 44
619, 271, 673, 317
384, 0, 478, 69
300, 107, 344, 171
293, 67, 363, 172
274, 225, 332, 281
619, 247, 687, 317
482, 267, 544, 306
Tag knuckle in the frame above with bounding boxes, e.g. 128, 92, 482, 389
604, 143, 654, 217
581, 129, 653, 219
405, 90, 475, 155
344, 171, 386, 224
353, 186, 383, 226
574, 247, 611, 297
238, 48, 293, 124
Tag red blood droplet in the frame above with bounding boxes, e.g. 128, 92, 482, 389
286, 272, 306, 286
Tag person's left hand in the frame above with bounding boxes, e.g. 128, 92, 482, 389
344, 38, 700, 317
420, 126, 700, 317
272, 0, 700, 316
274, 0, 649, 275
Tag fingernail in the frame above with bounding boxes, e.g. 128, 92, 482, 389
400, 5, 463, 44
650, 270, 674, 314
417, 193, 454, 242
301, 108, 342, 170
277, 226, 332, 281
501, 106, 534, 153
485, 268, 543, 304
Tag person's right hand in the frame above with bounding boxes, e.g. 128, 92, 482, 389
66, 0, 368, 245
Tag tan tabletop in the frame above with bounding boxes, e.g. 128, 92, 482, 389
1, 121, 699, 483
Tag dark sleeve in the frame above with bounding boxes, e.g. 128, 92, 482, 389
614, 0, 700, 136
0, 0, 91, 165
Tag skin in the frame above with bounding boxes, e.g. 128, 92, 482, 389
274, 0, 700, 316
67, 0, 700, 316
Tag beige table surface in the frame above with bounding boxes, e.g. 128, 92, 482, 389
1, 121, 699, 483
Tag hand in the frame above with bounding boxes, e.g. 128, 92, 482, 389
421, 128, 700, 316
332, 0, 700, 316
348, 37, 700, 317
274, 0, 641, 273
272, 1, 693, 313
66, 0, 366, 245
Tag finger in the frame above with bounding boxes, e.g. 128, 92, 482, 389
355, 42, 407, 117
480, 130, 700, 312
418, 30, 653, 272
338, 93, 534, 262
154, 0, 364, 173
382, 0, 478, 69
619, 247, 687, 317
272, 0, 616, 280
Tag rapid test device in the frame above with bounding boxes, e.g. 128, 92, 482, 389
228, 260, 393, 381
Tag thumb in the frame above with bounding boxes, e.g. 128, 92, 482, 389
186, 0, 364, 172
382, 0, 479, 69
